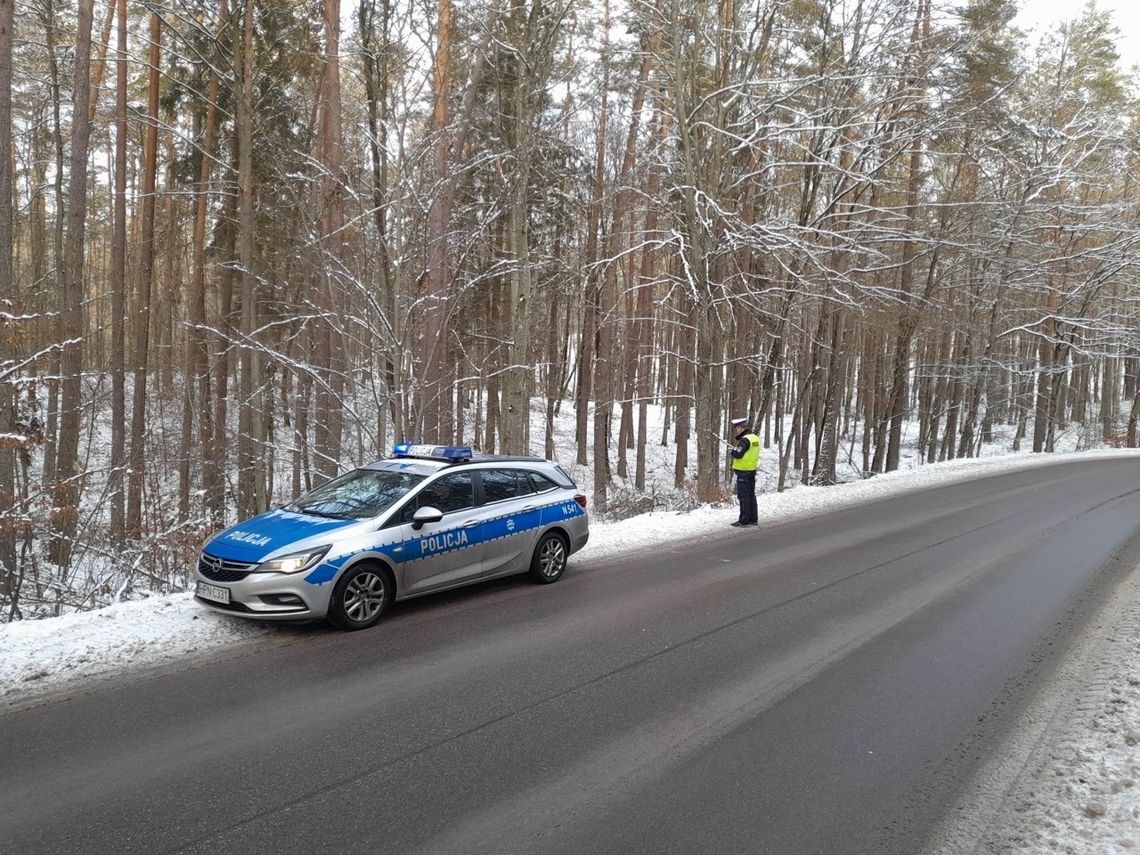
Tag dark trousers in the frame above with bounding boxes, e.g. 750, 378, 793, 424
735, 471, 757, 524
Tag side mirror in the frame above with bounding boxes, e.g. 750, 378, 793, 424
411, 506, 444, 530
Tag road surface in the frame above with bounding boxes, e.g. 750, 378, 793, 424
3, 459, 1140, 854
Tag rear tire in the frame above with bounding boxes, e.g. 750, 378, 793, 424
328, 562, 393, 630
529, 532, 568, 584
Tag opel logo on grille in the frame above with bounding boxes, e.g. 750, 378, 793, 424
201, 554, 222, 571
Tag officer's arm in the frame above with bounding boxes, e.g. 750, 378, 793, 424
730, 437, 749, 459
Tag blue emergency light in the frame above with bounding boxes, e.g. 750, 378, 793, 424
392, 443, 473, 462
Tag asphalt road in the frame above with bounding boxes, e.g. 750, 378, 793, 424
3, 459, 1140, 855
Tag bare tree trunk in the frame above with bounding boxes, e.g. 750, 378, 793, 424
313, 0, 346, 478
417, 0, 453, 440
108, 0, 127, 542
1126, 388, 1140, 448
360, 0, 399, 439
957, 338, 983, 459
41, 0, 67, 491
941, 333, 964, 461
158, 129, 179, 397
1032, 281, 1058, 453
501, 0, 558, 454
813, 309, 847, 485
575, 1, 609, 473
1102, 355, 1118, 442
634, 106, 667, 491
85, 0, 115, 122
575, 275, 596, 466
925, 319, 952, 463
503, 195, 533, 453
126, 9, 161, 537
673, 306, 692, 490
586, 0, 613, 505
592, 26, 649, 502
883, 0, 931, 473
180, 0, 225, 527
0, 0, 17, 606
860, 330, 876, 473
208, 187, 237, 524
779, 368, 818, 493
49, 0, 95, 567
544, 291, 560, 459
235, 0, 264, 517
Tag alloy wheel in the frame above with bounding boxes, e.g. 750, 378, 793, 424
539, 537, 566, 578
343, 571, 386, 623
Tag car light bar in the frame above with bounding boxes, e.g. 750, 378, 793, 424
392, 443, 473, 462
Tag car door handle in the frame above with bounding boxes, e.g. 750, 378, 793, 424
463, 520, 480, 528
521, 504, 537, 511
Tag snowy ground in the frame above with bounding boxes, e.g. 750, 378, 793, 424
4, 448, 1140, 852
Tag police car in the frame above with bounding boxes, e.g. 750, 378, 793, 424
193, 445, 589, 630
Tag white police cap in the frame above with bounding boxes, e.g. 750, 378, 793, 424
730, 417, 747, 426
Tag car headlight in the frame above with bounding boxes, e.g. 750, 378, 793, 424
254, 546, 331, 574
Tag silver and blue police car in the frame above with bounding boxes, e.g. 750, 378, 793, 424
193, 444, 589, 630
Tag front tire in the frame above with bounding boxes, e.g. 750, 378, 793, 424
529, 532, 568, 584
329, 562, 392, 630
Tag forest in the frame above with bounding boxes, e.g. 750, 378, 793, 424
1, 0, 1139, 620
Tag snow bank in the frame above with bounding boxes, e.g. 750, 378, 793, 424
993, 599, 1140, 854
579, 448, 1140, 561
0, 593, 273, 704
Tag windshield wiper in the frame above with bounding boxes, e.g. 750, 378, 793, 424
289, 506, 352, 520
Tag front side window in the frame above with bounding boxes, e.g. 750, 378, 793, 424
403, 472, 475, 519
287, 469, 425, 520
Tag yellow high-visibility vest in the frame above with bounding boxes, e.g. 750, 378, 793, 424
732, 433, 760, 472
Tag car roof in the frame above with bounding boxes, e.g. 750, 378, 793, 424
360, 458, 448, 475
460, 454, 551, 465
360, 455, 554, 472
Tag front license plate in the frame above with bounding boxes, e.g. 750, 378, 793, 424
196, 581, 231, 605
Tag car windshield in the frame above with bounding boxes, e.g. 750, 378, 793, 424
286, 468, 426, 520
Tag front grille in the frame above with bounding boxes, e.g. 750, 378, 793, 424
194, 595, 253, 612
198, 553, 257, 582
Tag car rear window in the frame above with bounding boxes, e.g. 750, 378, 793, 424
529, 472, 559, 493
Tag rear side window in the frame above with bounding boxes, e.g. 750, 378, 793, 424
529, 472, 559, 493
482, 469, 535, 503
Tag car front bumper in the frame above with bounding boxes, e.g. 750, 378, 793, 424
193, 566, 335, 621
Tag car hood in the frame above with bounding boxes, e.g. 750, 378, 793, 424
204, 508, 363, 563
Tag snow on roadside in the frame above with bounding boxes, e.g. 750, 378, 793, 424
993, 592, 1140, 854
3, 447, 1138, 707
581, 447, 1140, 562
923, 522, 1140, 855
0, 594, 273, 704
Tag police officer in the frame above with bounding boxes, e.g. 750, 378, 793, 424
729, 417, 759, 527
